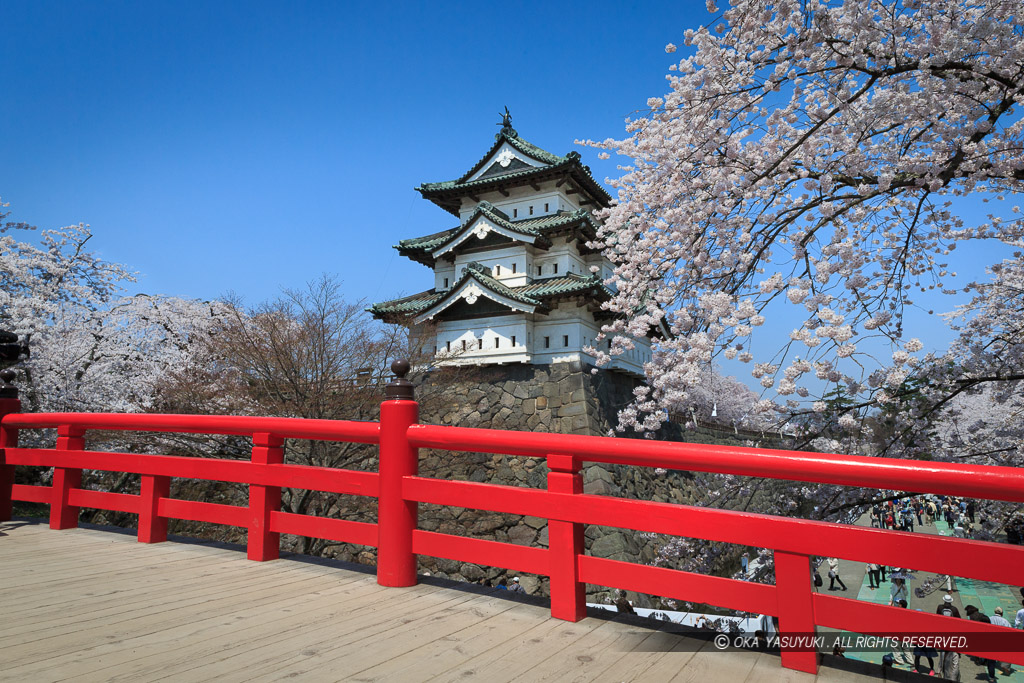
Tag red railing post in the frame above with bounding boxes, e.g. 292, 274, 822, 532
0, 395, 21, 522
775, 550, 819, 674
547, 453, 586, 621
50, 425, 85, 530
377, 360, 419, 587
138, 474, 170, 543
248, 432, 284, 560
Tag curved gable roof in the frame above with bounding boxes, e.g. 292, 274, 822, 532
458, 129, 565, 184
429, 202, 550, 258
397, 206, 599, 267
412, 262, 544, 324
416, 127, 613, 216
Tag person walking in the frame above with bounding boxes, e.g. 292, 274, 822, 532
889, 599, 914, 667
935, 595, 961, 681
867, 563, 881, 589
890, 578, 909, 607
991, 607, 1013, 676
966, 605, 998, 682
937, 594, 961, 618
827, 557, 847, 591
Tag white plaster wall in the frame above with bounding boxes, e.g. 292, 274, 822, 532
458, 185, 579, 222
434, 263, 456, 291
532, 238, 589, 279
434, 314, 531, 364
452, 245, 530, 288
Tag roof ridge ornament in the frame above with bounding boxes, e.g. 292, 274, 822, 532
496, 106, 517, 139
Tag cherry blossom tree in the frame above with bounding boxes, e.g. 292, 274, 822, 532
154, 276, 409, 555
586, 0, 1024, 441
0, 200, 226, 418
581, 0, 1024, 584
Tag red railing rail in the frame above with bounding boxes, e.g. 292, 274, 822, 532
2, 363, 1023, 675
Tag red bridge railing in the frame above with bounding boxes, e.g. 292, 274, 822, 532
2, 366, 1023, 674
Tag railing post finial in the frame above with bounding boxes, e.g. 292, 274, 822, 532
385, 359, 414, 401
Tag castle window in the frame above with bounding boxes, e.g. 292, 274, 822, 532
446, 341, 451, 352
544, 203, 549, 212
512, 262, 517, 273
494, 337, 499, 348
513, 208, 518, 218
563, 335, 569, 347
434, 345, 438, 354
511, 335, 516, 346
462, 340, 467, 351
478, 339, 483, 350
495, 265, 501, 276
444, 278, 449, 288
537, 265, 542, 276
544, 336, 550, 349
553, 263, 559, 274
529, 205, 534, 215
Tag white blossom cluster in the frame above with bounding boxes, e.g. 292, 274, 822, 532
582, 0, 1024, 442
0, 204, 227, 416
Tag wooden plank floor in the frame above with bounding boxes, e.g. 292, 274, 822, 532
0, 520, 887, 682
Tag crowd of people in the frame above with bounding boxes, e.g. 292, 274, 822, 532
869, 495, 977, 538
860, 494, 1019, 681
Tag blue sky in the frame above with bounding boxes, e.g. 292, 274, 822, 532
2, 0, 1011, 388
2, 0, 709, 309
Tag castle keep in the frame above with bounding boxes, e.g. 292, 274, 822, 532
370, 113, 654, 376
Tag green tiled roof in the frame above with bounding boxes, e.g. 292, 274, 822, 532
367, 289, 445, 317
396, 227, 459, 253
369, 265, 611, 322
397, 204, 597, 267
416, 128, 613, 216
517, 272, 613, 299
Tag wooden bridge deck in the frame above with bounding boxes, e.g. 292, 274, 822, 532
1, 520, 884, 682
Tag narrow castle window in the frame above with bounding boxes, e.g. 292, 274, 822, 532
444, 277, 449, 288
478, 339, 483, 350
537, 265, 542, 276
544, 203, 549, 212
544, 336, 550, 349
513, 208, 518, 218
553, 263, 559, 274
511, 335, 516, 346
529, 205, 534, 215
563, 335, 569, 347
495, 265, 501, 276
462, 340, 467, 351
512, 263, 517, 273
446, 341, 451, 352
